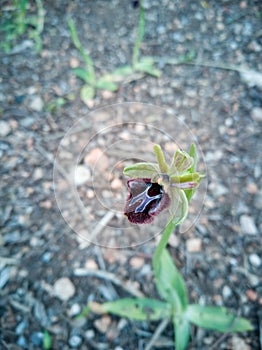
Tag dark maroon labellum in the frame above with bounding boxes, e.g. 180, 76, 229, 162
124, 178, 170, 224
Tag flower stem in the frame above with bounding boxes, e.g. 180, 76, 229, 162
153, 219, 177, 268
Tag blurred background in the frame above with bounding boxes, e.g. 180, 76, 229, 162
0, 1, 262, 349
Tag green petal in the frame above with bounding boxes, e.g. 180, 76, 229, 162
168, 188, 189, 225
170, 149, 194, 174
123, 162, 159, 179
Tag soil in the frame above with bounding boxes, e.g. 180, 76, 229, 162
0, 1, 262, 349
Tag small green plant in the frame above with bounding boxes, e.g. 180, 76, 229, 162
0, 0, 44, 54
45, 97, 66, 114
43, 330, 52, 350
68, 0, 160, 104
88, 144, 253, 349
68, 18, 119, 104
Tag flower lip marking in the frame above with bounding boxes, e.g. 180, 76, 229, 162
124, 178, 170, 224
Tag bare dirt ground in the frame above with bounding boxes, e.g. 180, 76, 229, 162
1, 1, 262, 349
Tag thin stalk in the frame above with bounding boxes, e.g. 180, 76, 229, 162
16, 0, 28, 35
153, 219, 176, 268
68, 18, 96, 84
132, 0, 145, 68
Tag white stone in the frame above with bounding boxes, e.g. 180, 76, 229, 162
74, 165, 91, 186
68, 303, 81, 317
232, 335, 251, 350
240, 215, 258, 235
222, 285, 232, 299
186, 238, 202, 253
68, 335, 82, 348
53, 277, 75, 301
33, 167, 44, 180
249, 253, 261, 267
29, 95, 44, 112
0, 121, 11, 137
251, 107, 262, 122
240, 69, 262, 89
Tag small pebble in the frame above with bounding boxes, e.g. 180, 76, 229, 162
85, 329, 95, 339
186, 238, 202, 253
251, 107, 262, 122
17, 335, 27, 348
69, 335, 82, 348
129, 256, 145, 269
94, 315, 111, 333
111, 178, 122, 190
74, 165, 91, 186
222, 285, 232, 299
232, 335, 251, 350
84, 259, 98, 270
33, 167, 44, 181
0, 267, 11, 289
249, 253, 261, 267
246, 289, 258, 302
240, 215, 258, 235
42, 251, 52, 263
30, 332, 43, 346
53, 277, 75, 301
68, 303, 81, 317
16, 320, 27, 335
246, 182, 258, 194
29, 95, 44, 112
0, 121, 11, 137
254, 190, 262, 209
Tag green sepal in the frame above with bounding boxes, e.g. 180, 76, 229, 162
170, 149, 194, 174
123, 162, 159, 179
188, 143, 197, 173
101, 298, 172, 321
187, 304, 254, 332
153, 144, 169, 174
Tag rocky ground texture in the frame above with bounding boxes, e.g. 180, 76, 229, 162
0, 0, 262, 349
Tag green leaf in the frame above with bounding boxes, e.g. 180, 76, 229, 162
95, 79, 118, 91
135, 57, 161, 77
43, 330, 52, 350
102, 66, 134, 82
73, 67, 92, 83
178, 49, 196, 63
68, 18, 82, 51
123, 162, 159, 179
80, 85, 95, 103
153, 249, 188, 311
76, 305, 91, 319
101, 298, 171, 321
187, 305, 254, 332
174, 315, 190, 350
